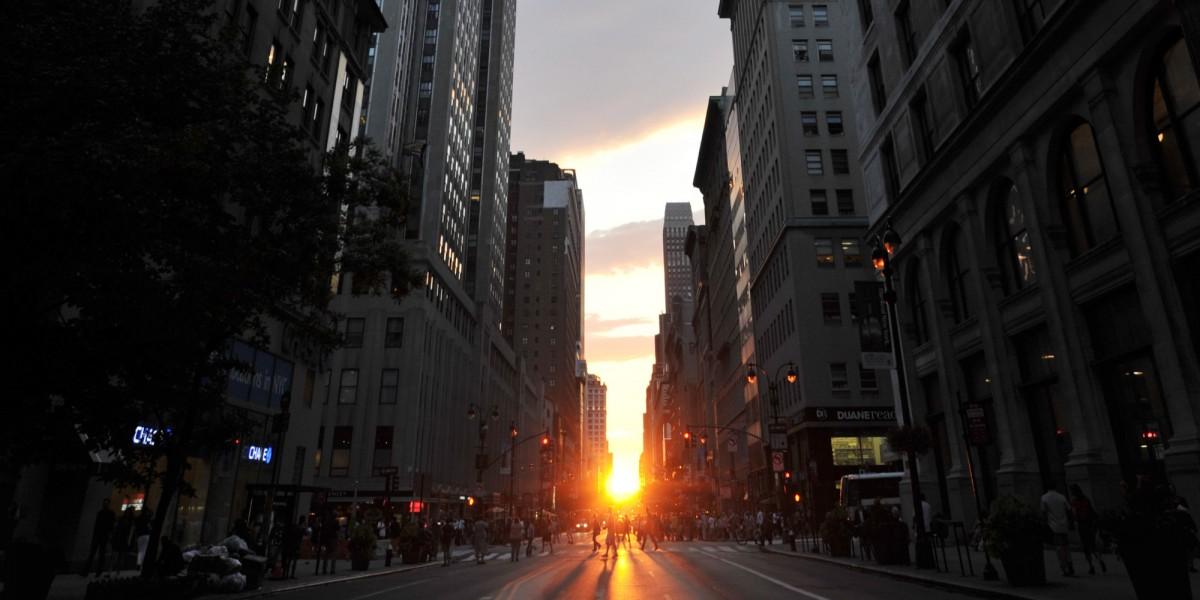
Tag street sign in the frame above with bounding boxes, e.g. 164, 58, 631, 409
771, 451, 785, 473
768, 423, 787, 449
963, 402, 992, 446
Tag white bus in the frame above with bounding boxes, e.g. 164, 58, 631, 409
838, 472, 903, 521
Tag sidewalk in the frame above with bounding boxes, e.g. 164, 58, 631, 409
764, 540, 1199, 600
41, 545, 502, 600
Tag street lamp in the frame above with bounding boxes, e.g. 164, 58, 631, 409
871, 226, 936, 569
509, 422, 518, 518
745, 361, 798, 520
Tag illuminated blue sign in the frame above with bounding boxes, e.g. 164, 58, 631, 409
133, 425, 162, 447
245, 445, 273, 464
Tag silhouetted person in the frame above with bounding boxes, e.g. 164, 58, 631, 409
82, 499, 115, 577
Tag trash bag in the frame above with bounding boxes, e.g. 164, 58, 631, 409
221, 535, 250, 555
218, 572, 247, 593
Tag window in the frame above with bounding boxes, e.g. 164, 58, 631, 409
860, 364, 879, 390
313, 425, 324, 476
806, 150, 824, 175
906, 262, 930, 345
793, 39, 809, 62
822, 293, 842, 323
953, 31, 983, 108
815, 238, 835, 267
801, 111, 819, 136
789, 5, 805, 27
830, 363, 849, 391
895, 0, 917, 67
797, 75, 814, 97
821, 74, 839, 97
813, 5, 829, 27
811, 189, 830, 215
827, 111, 844, 135
946, 228, 973, 324
344, 318, 365, 347
338, 368, 359, 404
837, 189, 855, 215
385, 317, 404, 347
841, 239, 863, 267
373, 426, 393, 473
816, 39, 834, 62
857, 0, 874, 31
380, 369, 399, 404
994, 182, 1037, 293
911, 90, 935, 160
265, 40, 282, 84
868, 52, 886, 114
1058, 122, 1118, 256
1014, 0, 1047, 42
310, 99, 324, 137
832, 436, 886, 466
831, 149, 850, 174
1152, 38, 1200, 200
881, 136, 900, 201
330, 426, 352, 477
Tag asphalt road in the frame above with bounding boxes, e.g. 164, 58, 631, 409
277, 539, 982, 600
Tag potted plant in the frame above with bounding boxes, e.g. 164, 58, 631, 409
863, 502, 909, 565
348, 521, 377, 571
820, 506, 854, 557
397, 522, 421, 564
983, 496, 1046, 586
1101, 481, 1194, 599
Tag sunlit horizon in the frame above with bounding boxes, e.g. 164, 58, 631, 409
605, 463, 641, 503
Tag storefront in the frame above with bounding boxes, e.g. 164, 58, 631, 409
793, 406, 901, 519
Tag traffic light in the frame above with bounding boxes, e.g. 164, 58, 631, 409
793, 492, 802, 503
699, 434, 707, 446
466, 496, 476, 507
783, 471, 791, 480
682, 431, 692, 448
541, 435, 551, 447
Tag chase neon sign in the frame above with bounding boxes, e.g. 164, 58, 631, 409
245, 445, 274, 464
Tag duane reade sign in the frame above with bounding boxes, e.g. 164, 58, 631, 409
807, 407, 897, 423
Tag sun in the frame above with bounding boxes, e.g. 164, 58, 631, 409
605, 467, 641, 503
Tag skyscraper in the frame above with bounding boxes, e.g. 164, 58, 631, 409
584, 374, 609, 493
504, 153, 586, 504
719, 0, 895, 516
662, 202, 695, 311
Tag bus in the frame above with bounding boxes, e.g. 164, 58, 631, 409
838, 472, 903, 521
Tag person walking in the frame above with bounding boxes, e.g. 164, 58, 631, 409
133, 509, 153, 568
440, 519, 455, 566
110, 507, 135, 573
640, 512, 660, 551
280, 516, 304, 579
1068, 484, 1106, 574
603, 511, 620, 559
473, 518, 489, 564
591, 516, 602, 553
1041, 484, 1075, 576
82, 499, 116, 577
524, 518, 535, 557
508, 517, 523, 562
317, 511, 339, 575
541, 516, 554, 554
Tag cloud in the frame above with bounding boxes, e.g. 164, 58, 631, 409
585, 220, 664, 275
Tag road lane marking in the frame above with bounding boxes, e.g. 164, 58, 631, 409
712, 557, 832, 600
346, 578, 431, 600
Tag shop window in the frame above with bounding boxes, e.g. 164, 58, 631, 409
831, 436, 887, 466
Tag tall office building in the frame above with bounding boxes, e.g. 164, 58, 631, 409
719, 0, 895, 516
504, 153, 586, 505
584, 374, 609, 493
313, 0, 538, 519
850, 0, 1200, 518
663, 203, 696, 311
361, 0, 418, 161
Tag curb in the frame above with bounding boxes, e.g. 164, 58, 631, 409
761, 547, 1040, 600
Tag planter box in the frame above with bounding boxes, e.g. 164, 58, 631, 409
350, 557, 370, 571
1000, 546, 1046, 587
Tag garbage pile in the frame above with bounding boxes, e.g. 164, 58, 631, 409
181, 535, 267, 593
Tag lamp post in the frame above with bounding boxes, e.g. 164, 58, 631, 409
467, 403, 501, 484
871, 226, 936, 569
745, 362, 798, 521
508, 422, 518, 518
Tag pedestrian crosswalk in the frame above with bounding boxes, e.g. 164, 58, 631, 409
455, 542, 764, 564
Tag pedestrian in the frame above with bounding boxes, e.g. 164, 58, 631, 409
134, 509, 153, 568
541, 517, 554, 554
1068, 484, 1106, 575
591, 516, 602, 553
440, 519, 455, 566
603, 511, 619, 558
525, 518, 535, 557
473, 518, 489, 564
508, 517, 523, 562
281, 516, 304, 579
317, 511, 339, 575
82, 498, 116, 577
111, 507, 135, 573
640, 512, 659, 551
1040, 484, 1075, 576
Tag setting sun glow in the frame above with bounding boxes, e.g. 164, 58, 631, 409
605, 467, 641, 503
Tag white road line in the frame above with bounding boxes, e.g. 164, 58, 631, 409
346, 578, 430, 600
713, 557, 832, 600
719, 546, 736, 553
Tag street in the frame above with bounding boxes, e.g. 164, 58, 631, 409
277, 541, 977, 600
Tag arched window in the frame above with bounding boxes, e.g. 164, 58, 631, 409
1152, 38, 1200, 200
994, 182, 1037, 293
1058, 122, 1118, 256
906, 261, 930, 345
945, 227, 973, 324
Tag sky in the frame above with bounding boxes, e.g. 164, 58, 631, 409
510, 0, 734, 491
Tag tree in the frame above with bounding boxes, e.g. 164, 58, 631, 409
3, 0, 416, 574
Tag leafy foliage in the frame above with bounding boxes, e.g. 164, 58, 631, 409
982, 496, 1043, 556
